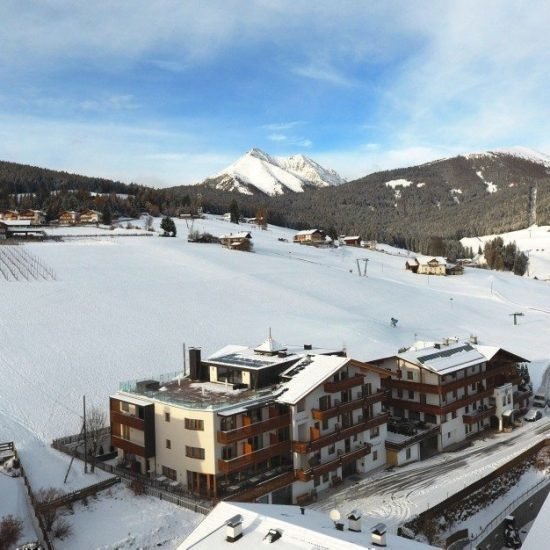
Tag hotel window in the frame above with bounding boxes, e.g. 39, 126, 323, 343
406, 448, 411, 459
319, 395, 331, 411
162, 466, 177, 481
314, 476, 320, 487
322, 472, 329, 483
322, 418, 329, 431
408, 390, 414, 399
328, 444, 335, 455
186, 446, 205, 460
164, 411, 170, 422
297, 399, 305, 413
397, 389, 403, 398
407, 371, 413, 380
370, 427, 379, 439
121, 401, 130, 413
166, 439, 171, 449
185, 418, 204, 431
373, 450, 378, 461
452, 411, 457, 419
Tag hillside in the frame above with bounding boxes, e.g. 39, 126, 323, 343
2, 216, 550, 546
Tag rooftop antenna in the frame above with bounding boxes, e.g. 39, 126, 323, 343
510, 312, 524, 325
182, 342, 186, 379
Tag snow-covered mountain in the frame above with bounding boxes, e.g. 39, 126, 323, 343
203, 148, 346, 196
464, 146, 550, 168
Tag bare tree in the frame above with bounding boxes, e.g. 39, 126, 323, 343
86, 405, 107, 473
36, 487, 65, 531
0, 515, 23, 550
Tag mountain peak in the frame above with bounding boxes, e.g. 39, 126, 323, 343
207, 149, 345, 196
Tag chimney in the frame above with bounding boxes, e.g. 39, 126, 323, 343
470, 334, 478, 344
226, 514, 243, 543
189, 348, 202, 380
347, 510, 362, 532
304, 344, 312, 350
371, 523, 387, 547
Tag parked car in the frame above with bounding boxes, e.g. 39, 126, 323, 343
524, 409, 543, 422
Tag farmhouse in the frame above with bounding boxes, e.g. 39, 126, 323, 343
293, 229, 327, 245
341, 235, 361, 247
371, 338, 530, 466
17, 209, 46, 225
0, 210, 19, 221
406, 255, 447, 275
79, 209, 102, 224
58, 210, 79, 225
219, 232, 252, 250
109, 336, 389, 504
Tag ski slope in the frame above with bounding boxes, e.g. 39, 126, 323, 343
1, 215, 550, 545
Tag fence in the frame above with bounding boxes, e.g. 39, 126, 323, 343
466, 476, 550, 549
2, 441, 55, 550
52, 432, 212, 516
36, 476, 121, 512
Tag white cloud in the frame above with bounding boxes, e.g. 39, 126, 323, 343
291, 63, 354, 87
268, 134, 287, 142
80, 94, 139, 112
262, 121, 304, 131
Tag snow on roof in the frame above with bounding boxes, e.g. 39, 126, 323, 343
398, 341, 486, 375
473, 345, 500, 361
179, 502, 436, 549
219, 232, 251, 239
295, 228, 321, 236
414, 254, 447, 265
111, 393, 154, 407
207, 344, 298, 370
0, 219, 32, 226
343, 235, 361, 240
254, 334, 286, 353
277, 355, 349, 405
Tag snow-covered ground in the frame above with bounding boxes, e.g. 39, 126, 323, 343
2, 215, 550, 546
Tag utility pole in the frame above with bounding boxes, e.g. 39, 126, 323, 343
83, 395, 88, 474
356, 258, 369, 276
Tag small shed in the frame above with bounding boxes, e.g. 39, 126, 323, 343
293, 229, 326, 244
342, 235, 361, 247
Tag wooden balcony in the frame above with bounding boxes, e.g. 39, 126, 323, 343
387, 388, 493, 416
295, 445, 371, 481
217, 414, 290, 444
110, 410, 145, 431
225, 470, 295, 502
324, 374, 365, 393
292, 413, 388, 454
311, 391, 386, 421
383, 363, 516, 395
111, 434, 147, 458
217, 441, 291, 475
463, 405, 496, 424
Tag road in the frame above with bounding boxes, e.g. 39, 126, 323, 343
310, 416, 550, 531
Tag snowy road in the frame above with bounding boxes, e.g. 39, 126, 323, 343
311, 417, 550, 531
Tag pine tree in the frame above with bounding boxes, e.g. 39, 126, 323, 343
230, 199, 240, 224
160, 216, 177, 236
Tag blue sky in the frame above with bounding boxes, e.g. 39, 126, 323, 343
1, 0, 549, 187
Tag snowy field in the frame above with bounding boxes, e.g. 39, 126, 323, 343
2, 215, 550, 546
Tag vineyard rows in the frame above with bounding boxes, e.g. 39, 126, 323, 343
0, 245, 56, 281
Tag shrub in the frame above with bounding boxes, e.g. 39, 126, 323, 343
51, 517, 72, 540
130, 479, 146, 495
0, 515, 23, 550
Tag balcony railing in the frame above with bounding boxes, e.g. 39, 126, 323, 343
217, 414, 290, 444
311, 391, 385, 421
217, 441, 291, 475
110, 410, 145, 431
295, 445, 371, 481
385, 424, 441, 451
324, 374, 365, 393
224, 470, 295, 502
292, 413, 388, 454
387, 388, 493, 416
383, 363, 517, 395
513, 389, 532, 404
462, 405, 496, 424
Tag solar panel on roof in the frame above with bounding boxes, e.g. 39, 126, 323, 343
211, 353, 277, 369
417, 343, 473, 364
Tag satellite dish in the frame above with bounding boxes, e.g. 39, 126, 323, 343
329, 509, 341, 522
